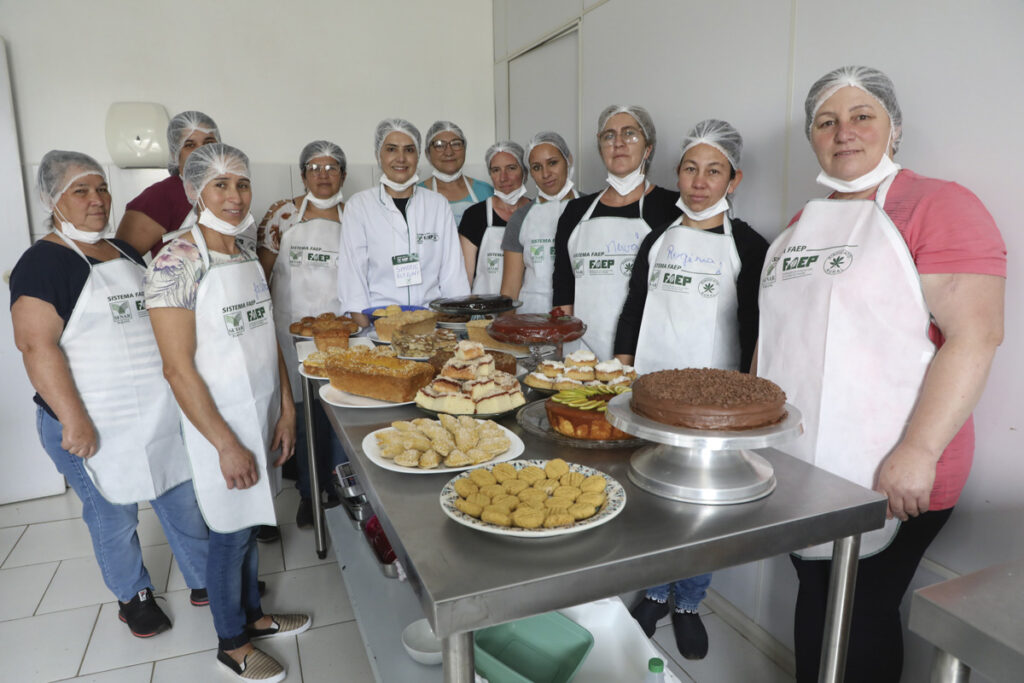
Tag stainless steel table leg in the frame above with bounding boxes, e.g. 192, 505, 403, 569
302, 376, 327, 559
930, 650, 970, 683
819, 534, 860, 683
442, 632, 475, 683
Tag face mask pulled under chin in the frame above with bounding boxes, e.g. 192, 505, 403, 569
432, 169, 463, 183
817, 151, 901, 194
305, 188, 344, 210
54, 207, 108, 244
197, 199, 255, 236
380, 173, 420, 193
493, 184, 527, 205
606, 155, 648, 196
538, 179, 574, 202
677, 193, 731, 223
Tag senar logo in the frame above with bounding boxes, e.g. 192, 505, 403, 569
108, 301, 132, 324
823, 248, 853, 275
223, 312, 245, 337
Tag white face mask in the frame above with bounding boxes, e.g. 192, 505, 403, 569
538, 179, 574, 202
197, 197, 255, 236
816, 153, 901, 194
432, 169, 463, 183
677, 193, 731, 223
493, 184, 528, 205
380, 173, 420, 192
305, 188, 344, 210
54, 206, 107, 244
606, 151, 649, 196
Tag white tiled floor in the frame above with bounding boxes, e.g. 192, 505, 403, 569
0, 485, 793, 683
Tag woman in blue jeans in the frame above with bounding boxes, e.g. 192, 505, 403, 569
10, 150, 209, 638
147, 144, 309, 683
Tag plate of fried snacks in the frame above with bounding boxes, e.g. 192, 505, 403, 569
439, 458, 626, 537
362, 416, 524, 474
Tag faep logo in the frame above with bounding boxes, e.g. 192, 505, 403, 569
823, 248, 853, 275
417, 232, 439, 244
223, 312, 245, 337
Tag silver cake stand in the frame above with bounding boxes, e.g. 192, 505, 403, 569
605, 393, 804, 505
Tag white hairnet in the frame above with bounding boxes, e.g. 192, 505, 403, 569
425, 120, 465, 146
805, 65, 903, 153
597, 104, 656, 171
484, 141, 526, 171
37, 150, 107, 211
527, 131, 573, 165
167, 110, 220, 175
181, 143, 250, 203
300, 140, 346, 173
374, 118, 421, 160
680, 119, 743, 170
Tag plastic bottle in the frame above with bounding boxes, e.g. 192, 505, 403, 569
644, 656, 666, 682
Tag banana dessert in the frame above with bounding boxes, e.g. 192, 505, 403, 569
545, 384, 633, 440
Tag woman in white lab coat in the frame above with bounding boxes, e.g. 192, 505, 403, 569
758, 66, 1005, 682
500, 131, 578, 312
551, 105, 681, 359
10, 150, 208, 639
146, 144, 309, 682
614, 120, 768, 661
419, 119, 494, 226
338, 118, 469, 327
257, 140, 348, 529
458, 141, 531, 294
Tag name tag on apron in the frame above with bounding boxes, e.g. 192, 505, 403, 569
392, 253, 422, 288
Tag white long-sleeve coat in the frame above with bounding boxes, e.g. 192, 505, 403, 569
337, 184, 469, 312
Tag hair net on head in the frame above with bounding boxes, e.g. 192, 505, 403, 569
484, 141, 526, 172
425, 120, 465, 147
374, 118, 421, 160
181, 143, 250, 203
166, 110, 220, 175
597, 104, 657, 170
300, 140, 346, 173
805, 65, 903, 153
680, 119, 743, 170
527, 131, 573, 165
37, 150, 107, 211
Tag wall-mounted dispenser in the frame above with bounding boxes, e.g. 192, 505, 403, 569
105, 102, 170, 168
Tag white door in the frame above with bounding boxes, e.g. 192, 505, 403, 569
0, 37, 66, 503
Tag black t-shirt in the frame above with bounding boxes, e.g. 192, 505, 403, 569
393, 196, 410, 221
551, 186, 681, 306
9, 238, 146, 417
457, 199, 509, 248
613, 217, 769, 372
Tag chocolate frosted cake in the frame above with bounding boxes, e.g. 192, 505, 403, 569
631, 368, 786, 430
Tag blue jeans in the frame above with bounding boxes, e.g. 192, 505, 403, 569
37, 407, 209, 602
208, 526, 264, 650
294, 395, 347, 501
645, 573, 713, 612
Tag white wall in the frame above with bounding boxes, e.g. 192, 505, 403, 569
496, 0, 1023, 679
0, 0, 495, 235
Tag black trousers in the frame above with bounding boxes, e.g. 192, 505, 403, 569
791, 507, 954, 683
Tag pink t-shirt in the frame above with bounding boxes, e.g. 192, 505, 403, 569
124, 175, 193, 258
788, 169, 1006, 509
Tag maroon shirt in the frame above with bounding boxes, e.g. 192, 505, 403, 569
124, 174, 193, 258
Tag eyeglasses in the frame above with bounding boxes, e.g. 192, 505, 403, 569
597, 127, 643, 147
306, 163, 342, 176
430, 139, 466, 152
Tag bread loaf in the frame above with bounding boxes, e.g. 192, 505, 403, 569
326, 350, 433, 402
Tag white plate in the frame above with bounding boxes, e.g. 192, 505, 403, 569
361, 423, 524, 474
436, 321, 468, 331
319, 383, 415, 409
397, 354, 432, 362
440, 459, 626, 537
366, 330, 390, 345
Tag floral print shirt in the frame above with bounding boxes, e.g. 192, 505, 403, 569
144, 238, 251, 311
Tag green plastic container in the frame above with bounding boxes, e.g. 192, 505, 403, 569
474, 612, 594, 683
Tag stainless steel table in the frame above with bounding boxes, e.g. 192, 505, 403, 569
324, 401, 887, 683
910, 558, 1024, 682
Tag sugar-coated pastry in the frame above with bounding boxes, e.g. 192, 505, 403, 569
454, 427, 479, 451
476, 436, 511, 455
444, 449, 473, 468
418, 449, 441, 469
430, 432, 455, 456
401, 433, 432, 452
439, 413, 461, 433
395, 450, 420, 467
467, 448, 492, 464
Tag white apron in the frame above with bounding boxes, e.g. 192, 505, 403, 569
471, 197, 506, 295
431, 175, 479, 227
634, 215, 741, 374
567, 186, 652, 359
181, 226, 281, 533
270, 199, 343, 397
55, 232, 191, 504
518, 199, 568, 314
758, 174, 934, 559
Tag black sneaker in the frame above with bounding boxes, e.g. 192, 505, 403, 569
217, 647, 285, 682
630, 596, 671, 638
296, 499, 314, 529
672, 610, 709, 660
191, 580, 267, 606
118, 588, 171, 638
255, 525, 280, 543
